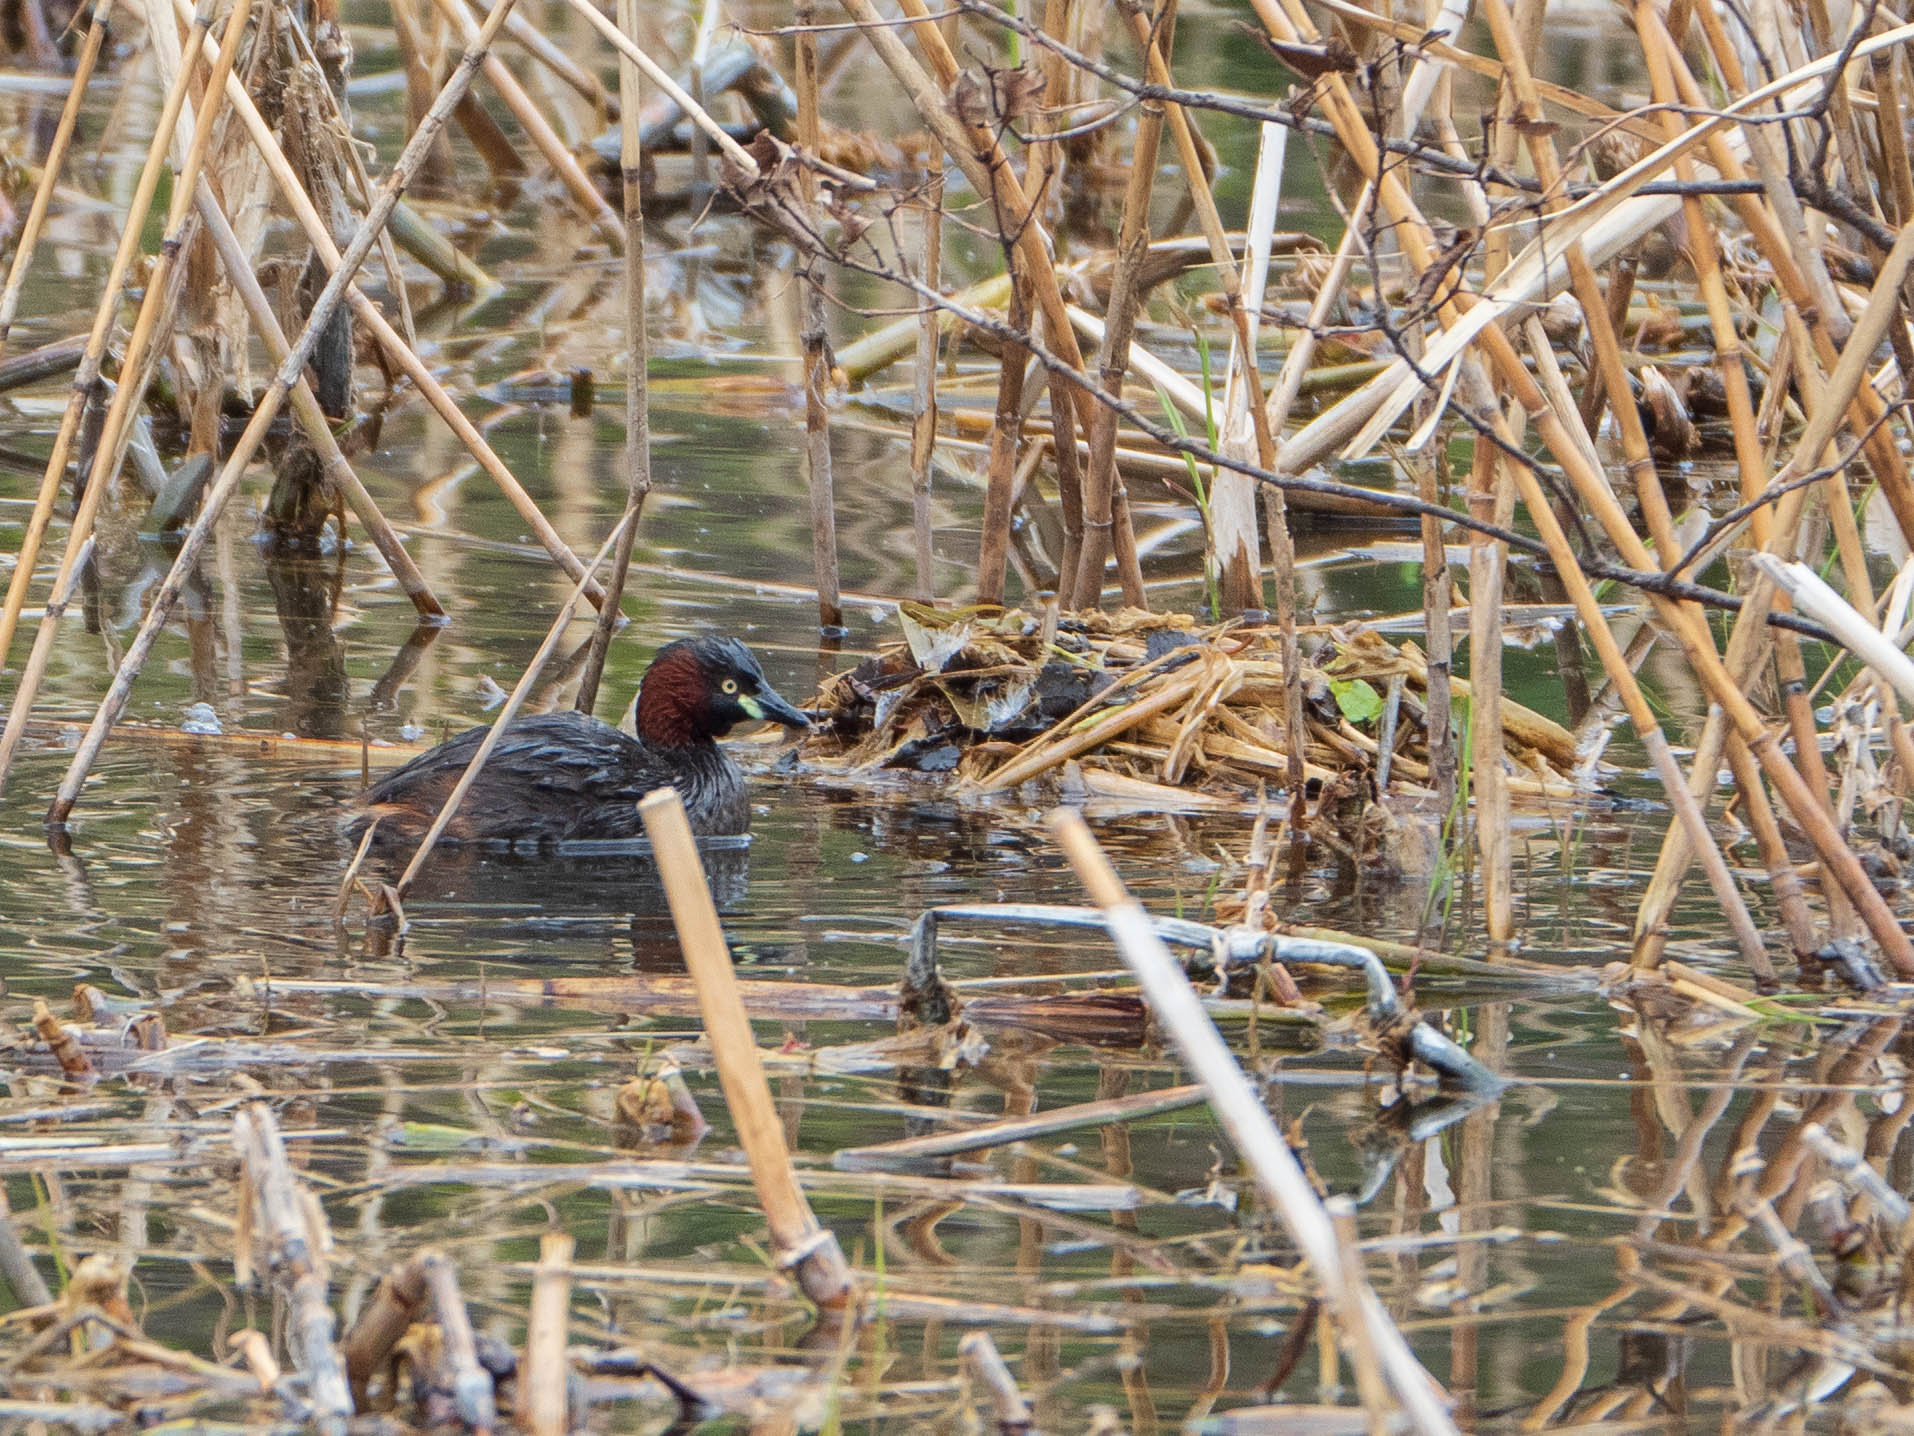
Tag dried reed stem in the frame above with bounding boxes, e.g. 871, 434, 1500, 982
575, 0, 654, 716
421, 1251, 496, 1432
638, 788, 858, 1310
1077, 37, 1163, 610
959, 1331, 1033, 1432
796, 0, 842, 631
235, 1103, 352, 1434
519, 1233, 574, 1436
910, 153, 943, 602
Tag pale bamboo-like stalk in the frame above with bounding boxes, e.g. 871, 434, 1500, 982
795, 0, 841, 631
638, 788, 858, 1310
576, 0, 653, 716
1047, 810, 1459, 1435
519, 1233, 574, 1435
909, 158, 943, 602
1247, 0, 1909, 968
0, 0, 114, 356
421, 1253, 495, 1432
427, 0, 624, 249
18, 0, 531, 804
394, 513, 632, 897
172, 0, 605, 605
0, 0, 214, 679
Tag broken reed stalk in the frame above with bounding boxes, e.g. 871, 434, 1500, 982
909, 55, 946, 604
637, 787, 858, 1311
170, 0, 603, 608
978, 293, 1030, 605
575, 0, 654, 718
0, 0, 215, 684
795, 0, 843, 633
959, 1332, 1033, 1432
43, 176, 441, 828
0, 0, 112, 356
235, 1102, 352, 1435
421, 1251, 497, 1433
519, 1232, 574, 1436
391, 511, 634, 898
1245, 0, 1904, 973
1045, 809, 1458, 1434
34, 0, 525, 817
340, 1254, 429, 1405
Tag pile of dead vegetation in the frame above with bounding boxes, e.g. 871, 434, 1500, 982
801, 605, 1581, 807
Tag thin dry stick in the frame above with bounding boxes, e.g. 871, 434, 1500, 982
1046, 810, 1457, 1435
393, 511, 633, 897
421, 1252, 497, 1433
519, 1233, 573, 1436
1075, 0, 1166, 610
235, 1103, 352, 1435
0, 0, 114, 355
910, 152, 943, 601
959, 1332, 1033, 1433
575, 0, 653, 716
638, 787, 858, 1311
1465, 395, 1513, 946
795, 0, 842, 631
15, 0, 531, 801
44, 176, 442, 827
0, 0, 214, 678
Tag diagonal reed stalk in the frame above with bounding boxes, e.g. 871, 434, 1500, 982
574, 0, 654, 717
390, 512, 635, 898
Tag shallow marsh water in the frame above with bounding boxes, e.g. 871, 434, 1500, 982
0, 4, 1894, 1429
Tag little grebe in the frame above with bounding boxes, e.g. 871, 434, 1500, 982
350, 636, 809, 844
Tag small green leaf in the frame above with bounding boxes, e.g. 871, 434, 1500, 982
1330, 677, 1383, 725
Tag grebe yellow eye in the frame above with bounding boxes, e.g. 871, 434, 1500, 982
721, 678, 739, 694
